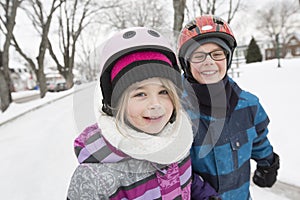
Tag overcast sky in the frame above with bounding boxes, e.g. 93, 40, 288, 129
2, 0, 297, 65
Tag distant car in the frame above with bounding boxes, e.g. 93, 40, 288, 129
46, 72, 67, 92
47, 81, 67, 92
74, 80, 82, 85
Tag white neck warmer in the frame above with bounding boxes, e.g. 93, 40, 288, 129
96, 110, 193, 165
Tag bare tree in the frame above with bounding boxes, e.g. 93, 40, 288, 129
11, 0, 64, 98
100, 0, 169, 31
173, 0, 186, 43
0, 0, 23, 112
47, 0, 102, 88
226, 0, 242, 24
69, 0, 171, 81
76, 28, 101, 82
256, 0, 300, 47
188, 0, 243, 24
99, 0, 128, 30
96, 0, 172, 49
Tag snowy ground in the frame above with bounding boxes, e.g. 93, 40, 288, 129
1, 58, 300, 199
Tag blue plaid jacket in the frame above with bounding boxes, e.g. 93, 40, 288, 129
184, 78, 274, 200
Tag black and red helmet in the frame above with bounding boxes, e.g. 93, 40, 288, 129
178, 15, 237, 78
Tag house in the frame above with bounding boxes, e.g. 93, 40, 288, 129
233, 37, 271, 64
265, 33, 300, 60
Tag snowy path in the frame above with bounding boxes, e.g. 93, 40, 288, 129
0, 83, 298, 199
0, 91, 80, 199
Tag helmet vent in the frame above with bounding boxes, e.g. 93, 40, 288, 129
123, 31, 136, 39
214, 17, 224, 25
187, 24, 196, 30
147, 29, 160, 37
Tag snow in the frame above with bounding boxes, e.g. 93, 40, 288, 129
1, 58, 300, 199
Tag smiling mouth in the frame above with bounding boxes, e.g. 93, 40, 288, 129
201, 70, 217, 75
143, 116, 163, 121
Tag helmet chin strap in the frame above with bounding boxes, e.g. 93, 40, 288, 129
184, 62, 199, 83
102, 100, 113, 116
169, 110, 176, 123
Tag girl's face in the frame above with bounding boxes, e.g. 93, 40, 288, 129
189, 43, 227, 84
126, 78, 174, 134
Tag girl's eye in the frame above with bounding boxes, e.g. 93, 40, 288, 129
133, 92, 146, 97
159, 90, 169, 95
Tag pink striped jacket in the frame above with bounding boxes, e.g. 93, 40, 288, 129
67, 123, 192, 200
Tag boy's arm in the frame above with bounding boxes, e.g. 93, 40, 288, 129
251, 101, 280, 187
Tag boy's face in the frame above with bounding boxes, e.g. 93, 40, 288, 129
189, 43, 227, 84
126, 78, 174, 134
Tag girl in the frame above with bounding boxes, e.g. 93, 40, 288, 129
67, 27, 219, 199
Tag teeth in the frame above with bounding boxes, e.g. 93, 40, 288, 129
146, 116, 161, 120
201, 71, 216, 75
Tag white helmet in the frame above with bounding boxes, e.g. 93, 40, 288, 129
98, 27, 181, 116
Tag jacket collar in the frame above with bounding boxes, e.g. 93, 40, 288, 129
96, 110, 193, 165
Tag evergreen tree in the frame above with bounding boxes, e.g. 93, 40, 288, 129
246, 37, 263, 63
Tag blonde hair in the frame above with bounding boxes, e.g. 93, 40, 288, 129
114, 77, 182, 135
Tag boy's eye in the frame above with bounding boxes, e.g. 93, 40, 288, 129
192, 53, 205, 60
211, 51, 224, 57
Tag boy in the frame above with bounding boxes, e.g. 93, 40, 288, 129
177, 15, 280, 199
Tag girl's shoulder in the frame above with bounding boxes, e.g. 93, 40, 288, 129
74, 123, 100, 148
74, 123, 130, 164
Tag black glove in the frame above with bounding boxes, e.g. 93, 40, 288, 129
253, 153, 280, 187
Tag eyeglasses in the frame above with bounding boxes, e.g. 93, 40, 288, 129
189, 50, 227, 63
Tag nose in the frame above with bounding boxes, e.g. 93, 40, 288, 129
149, 104, 162, 110
148, 96, 162, 110
204, 54, 214, 62
200, 54, 215, 66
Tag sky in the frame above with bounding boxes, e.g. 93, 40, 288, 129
0, 57, 300, 199
2, 0, 283, 63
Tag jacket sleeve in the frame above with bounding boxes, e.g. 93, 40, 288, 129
251, 100, 274, 161
249, 99, 280, 186
67, 164, 109, 200
191, 173, 221, 200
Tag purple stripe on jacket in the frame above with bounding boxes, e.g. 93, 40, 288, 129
77, 137, 106, 163
110, 176, 159, 200
180, 159, 192, 186
101, 151, 126, 163
74, 124, 99, 147
110, 158, 192, 200
75, 123, 129, 164
134, 187, 161, 200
